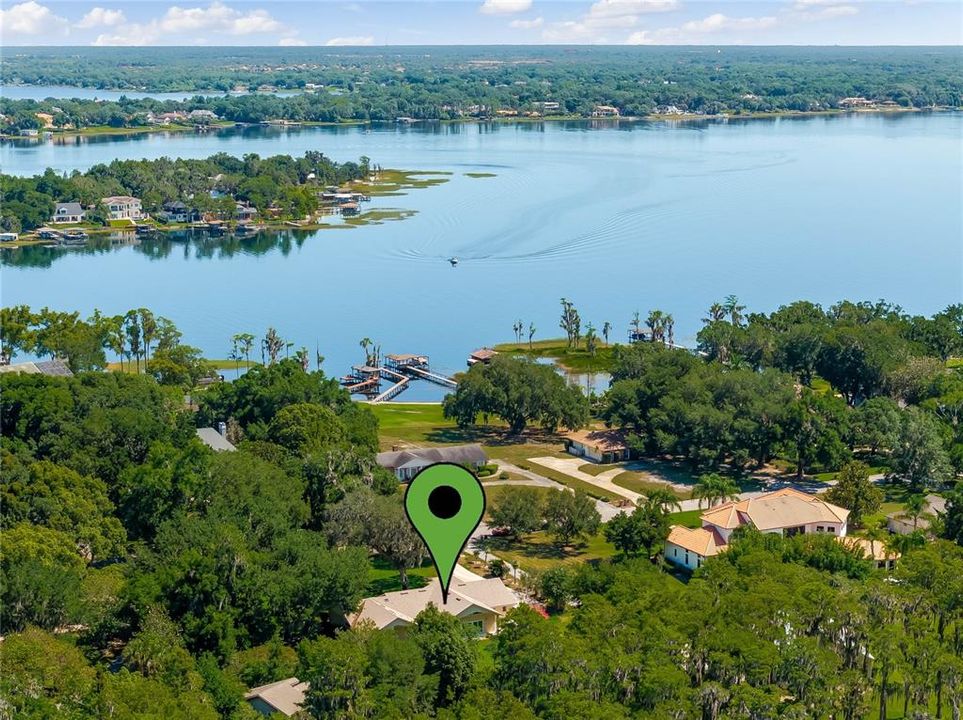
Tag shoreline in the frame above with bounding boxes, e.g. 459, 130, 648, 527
2, 106, 955, 142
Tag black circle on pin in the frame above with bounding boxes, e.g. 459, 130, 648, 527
428, 485, 462, 519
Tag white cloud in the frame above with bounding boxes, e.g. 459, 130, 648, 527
626, 12, 777, 44
90, 2, 294, 46
77, 7, 125, 29
159, 2, 283, 35
0, 1, 67, 37
510, 16, 544, 29
543, 0, 678, 42
325, 35, 374, 46
279, 37, 307, 46
792, 0, 859, 20
480, 0, 532, 15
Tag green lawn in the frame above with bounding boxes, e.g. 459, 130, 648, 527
483, 530, 616, 573
668, 509, 704, 529
367, 555, 436, 595
493, 337, 617, 373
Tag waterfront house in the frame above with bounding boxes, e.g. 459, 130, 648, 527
563, 428, 632, 463
51, 202, 85, 224
245, 678, 307, 717
188, 109, 219, 122
376, 444, 488, 481
157, 201, 199, 223
467, 348, 497, 366
0, 232, 19, 242
235, 203, 259, 222
102, 196, 144, 221
887, 494, 946, 535
346, 578, 521, 635
19, 128, 39, 137
665, 488, 850, 571
592, 105, 620, 117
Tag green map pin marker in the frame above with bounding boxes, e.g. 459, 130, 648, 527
404, 463, 486, 604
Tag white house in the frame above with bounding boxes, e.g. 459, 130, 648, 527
347, 578, 521, 636
665, 488, 850, 571
101, 196, 144, 221
51, 202, 85, 224
376, 444, 487, 481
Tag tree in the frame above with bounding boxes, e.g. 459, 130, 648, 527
824, 461, 883, 528
559, 298, 581, 349
488, 486, 544, 537
299, 634, 371, 720
326, 489, 426, 589
538, 566, 574, 611
691, 473, 741, 509
585, 322, 598, 357
602, 321, 611, 346
262, 327, 284, 365
443, 355, 588, 434
411, 604, 478, 707
148, 344, 214, 388
544, 490, 600, 546
528, 322, 536, 350
903, 493, 931, 532
889, 407, 953, 489
267, 402, 346, 454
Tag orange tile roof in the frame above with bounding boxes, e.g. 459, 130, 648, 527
666, 525, 727, 557
700, 488, 849, 532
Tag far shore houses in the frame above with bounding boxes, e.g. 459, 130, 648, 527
665, 488, 851, 571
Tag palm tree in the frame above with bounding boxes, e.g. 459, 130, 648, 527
723, 294, 746, 326
263, 328, 284, 365
705, 302, 726, 324
864, 525, 888, 566
124, 310, 142, 372
528, 322, 536, 350
631, 310, 642, 341
138, 308, 157, 364
904, 493, 930, 531
602, 321, 611, 346
664, 314, 674, 346
229, 336, 242, 378
692, 473, 741, 509
359, 337, 373, 365
234, 333, 255, 366
645, 487, 683, 514
585, 322, 597, 357
295, 347, 310, 371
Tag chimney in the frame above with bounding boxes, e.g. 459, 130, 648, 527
217, 421, 227, 437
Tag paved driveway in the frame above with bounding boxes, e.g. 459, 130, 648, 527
527, 456, 643, 504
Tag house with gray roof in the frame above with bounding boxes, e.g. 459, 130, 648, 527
51, 202, 85, 224
245, 677, 307, 717
196, 427, 237, 452
0, 359, 74, 377
376, 444, 488, 481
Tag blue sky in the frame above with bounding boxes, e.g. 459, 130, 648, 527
1, 1, 960, 46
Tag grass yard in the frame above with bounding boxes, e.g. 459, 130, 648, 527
367, 555, 436, 595
493, 337, 617, 373
668, 509, 704, 529
484, 530, 616, 573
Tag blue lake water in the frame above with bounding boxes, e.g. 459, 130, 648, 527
1, 114, 961, 400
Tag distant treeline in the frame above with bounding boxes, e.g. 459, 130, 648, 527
1, 46, 961, 132
0, 151, 370, 232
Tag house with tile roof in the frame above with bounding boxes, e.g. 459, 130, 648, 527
346, 578, 521, 636
665, 488, 850, 571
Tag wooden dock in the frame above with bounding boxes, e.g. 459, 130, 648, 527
341, 352, 457, 402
